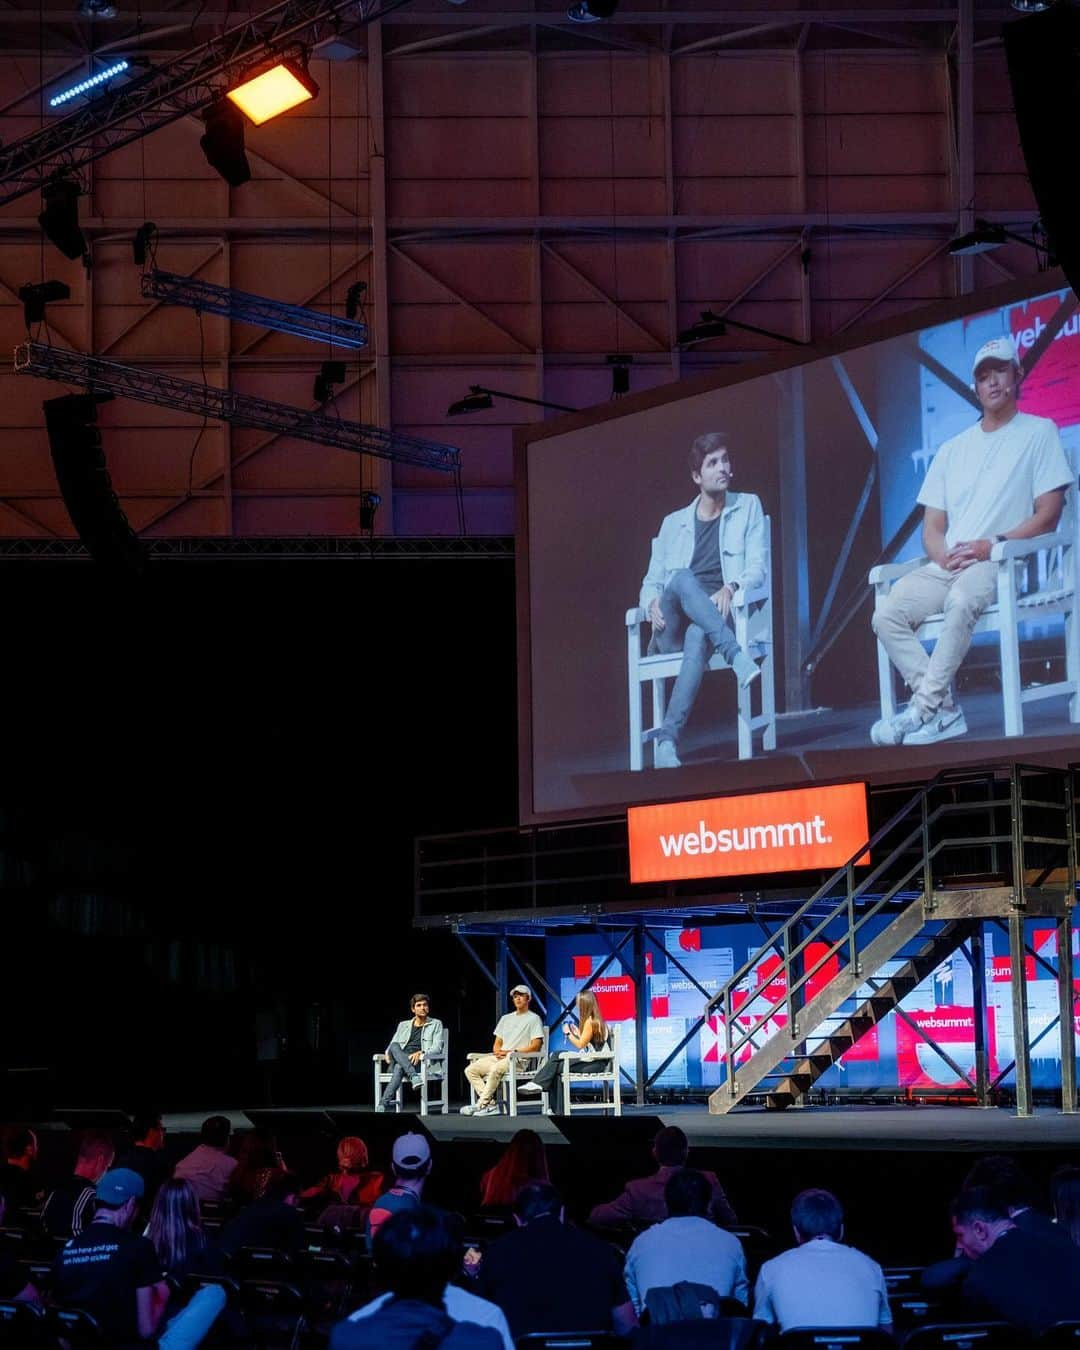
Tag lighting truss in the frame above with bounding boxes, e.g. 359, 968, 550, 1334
15, 343, 460, 474
142, 270, 368, 350
50, 60, 130, 109
0, 0, 389, 206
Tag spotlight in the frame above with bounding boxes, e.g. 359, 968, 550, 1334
18, 280, 70, 327
360, 491, 381, 531
948, 221, 1008, 255
132, 221, 157, 266
447, 387, 494, 416
38, 177, 87, 261
1011, 0, 1058, 10
226, 59, 319, 126
607, 353, 632, 398
50, 59, 129, 107
77, 0, 119, 17
677, 310, 728, 345
200, 100, 251, 187
345, 281, 368, 320
313, 359, 346, 403
568, 0, 618, 20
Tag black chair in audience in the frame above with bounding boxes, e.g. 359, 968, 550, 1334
230, 1245, 297, 1281
17, 1258, 52, 1296
45, 1306, 108, 1349
298, 1248, 355, 1322
0, 1299, 48, 1348
0, 1229, 27, 1256
779, 1327, 896, 1350
889, 1294, 944, 1332
1042, 1327, 1080, 1350
728, 1226, 777, 1280
883, 1268, 926, 1296
515, 1334, 619, 1350
901, 1323, 1027, 1350
240, 1278, 307, 1350
632, 1319, 771, 1350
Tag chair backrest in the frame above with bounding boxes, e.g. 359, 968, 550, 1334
183, 1271, 241, 1300
0, 1300, 46, 1349
230, 1245, 295, 1279
900, 1323, 1026, 1350
888, 1294, 943, 1331
779, 1327, 896, 1350
240, 1278, 306, 1314
515, 1334, 618, 1350
633, 1319, 768, 1350
46, 1305, 107, 1349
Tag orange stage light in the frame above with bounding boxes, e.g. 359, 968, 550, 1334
226, 61, 318, 126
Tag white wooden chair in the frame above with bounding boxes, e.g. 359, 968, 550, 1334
372, 1033, 449, 1116
466, 1027, 549, 1117
869, 476, 1080, 737
545, 1024, 622, 1117
626, 518, 776, 767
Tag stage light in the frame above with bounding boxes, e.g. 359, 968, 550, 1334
360, 491, 381, 531
607, 353, 632, 398
1011, 0, 1058, 11
50, 60, 129, 108
200, 100, 251, 187
77, 0, 119, 17
226, 60, 319, 126
313, 359, 346, 403
948, 222, 1008, 256
18, 280, 70, 327
448, 387, 494, 416
38, 177, 87, 261
677, 311, 728, 345
568, 0, 618, 21
345, 281, 367, 320
132, 221, 157, 266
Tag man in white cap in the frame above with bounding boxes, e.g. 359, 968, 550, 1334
871, 334, 1072, 746
462, 986, 544, 1117
366, 1132, 434, 1245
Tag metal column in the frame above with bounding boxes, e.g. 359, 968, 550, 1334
778, 364, 811, 710
495, 937, 508, 1026
1008, 911, 1033, 1117
970, 926, 991, 1107
1058, 910, 1076, 1114
633, 927, 649, 1106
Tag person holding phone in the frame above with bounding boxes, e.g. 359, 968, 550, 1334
518, 990, 608, 1115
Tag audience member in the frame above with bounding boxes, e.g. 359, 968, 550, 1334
752, 1188, 891, 1334
115, 1110, 170, 1209
479, 1181, 634, 1337
624, 1168, 747, 1317
331, 1206, 510, 1350
52, 1167, 225, 1348
302, 1135, 384, 1211
367, 1133, 433, 1245
0, 1126, 43, 1210
589, 1125, 737, 1230
229, 1127, 285, 1204
174, 1115, 238, 1204
41, 1129, 115, 1238
478, 1128, 549, 1210
949, 1185, 1080, 1335
218, 1170, 306, 1257
1052, 1165, 1080, 1246
0, 1184, 41, 1306
148, 1178, 229, 1335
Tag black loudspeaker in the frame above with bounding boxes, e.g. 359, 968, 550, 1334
43, 394, 147, 574
1004, 5, 1080, 297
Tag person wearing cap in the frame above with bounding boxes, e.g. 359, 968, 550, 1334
366, 1132, 434, 1246
871, 334, 1072, 746
377, 992, 445, 1112
52, 1166, 227, 1348
462, 986, 545, 1117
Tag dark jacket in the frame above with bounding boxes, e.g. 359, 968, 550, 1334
330, 1300, 502, 1350
589, 1165, 737, 1230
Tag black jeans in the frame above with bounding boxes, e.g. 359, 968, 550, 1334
532, 1054, 595, 1114
381, 1042, 420, 1105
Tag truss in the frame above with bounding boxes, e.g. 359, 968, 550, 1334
0, 536, 513, 559
14, 342, 461, 473
0, 0, 387, 206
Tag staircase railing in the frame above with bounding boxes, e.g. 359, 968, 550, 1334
709, 762, 1076, 1100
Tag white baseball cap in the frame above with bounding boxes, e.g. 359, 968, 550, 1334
971, 335, 1019, 378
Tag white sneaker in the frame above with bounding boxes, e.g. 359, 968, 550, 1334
870, 705, 924, 746
517, 1081, 542, 1093
902, 705, 968, 745
654, 738, 681, 769
731, 650, 760, 689
460, 1104, 476, 1116
473, 1103, 499, 1117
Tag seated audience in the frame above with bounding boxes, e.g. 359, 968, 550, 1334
478, 1128, 548, 1210
174, 1115, 238, 1204
478, 1181, 634, 1337
330, 1206, 510, 1350
367, 1133, 433, 1246
752, 1188, 891, 1334
229, 1127, 285, 1204
1052, 1164, 1080, 1246
115, 1110, 170, 1210
949, 1185, 1080, 1335
52, 1167, 225, 1348
0, 1126, 43, 1211
218, 1170, 306, 1257
624, 1168, 748, 1316
303, 1135, 384, 1212
41, 1129, 115, 1238
0, 1183, 41, 1306
589, 1125, 737, 1230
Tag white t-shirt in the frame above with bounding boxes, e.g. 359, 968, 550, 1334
347, 1283, 513, 1350
917, 410, 1072, 551
753, 1237, 891, 1331
493, 1010, 544, 1051
624, 1215, 749, 1314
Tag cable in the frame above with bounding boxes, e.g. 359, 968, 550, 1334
186, 307, 210, 497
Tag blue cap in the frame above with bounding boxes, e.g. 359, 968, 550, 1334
96, 1168, 144, 1205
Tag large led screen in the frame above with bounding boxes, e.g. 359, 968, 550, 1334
545, 921, 1080, 1095
520, 277, 1080, 821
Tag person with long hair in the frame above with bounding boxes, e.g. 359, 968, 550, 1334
303, 1136, 384, 1212
478, 1129, 549, 1210
230, 1127, 286, 1204
1052, 1165, 1080, 1246
519, 989, 608, 1115
147, 1178, 224, 1281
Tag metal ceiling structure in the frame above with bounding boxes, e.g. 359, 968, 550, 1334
0, 0, 1050, 545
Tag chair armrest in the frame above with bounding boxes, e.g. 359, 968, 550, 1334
625, 606, 644, 628
991, 530, 1070, 561
557, 1050, 614, 1062
732, 582, 768, 608
372, 1053, 388, 1062
466, 1052, 485, 1062
869, 555, 928, 584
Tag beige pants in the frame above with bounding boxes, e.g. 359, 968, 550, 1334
872, 560, 998, 718
465, 1053, 511, 1107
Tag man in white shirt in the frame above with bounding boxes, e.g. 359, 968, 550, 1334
461, 986, 544, 1118
872, 335, 1072, 747
624, 1168, 749, 1316
172, 1114, 238, 1203
753, 1188, 891, 1334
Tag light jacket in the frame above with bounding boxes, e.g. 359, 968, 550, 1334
639, 491, 766, 612
387, 1017, 445, 1057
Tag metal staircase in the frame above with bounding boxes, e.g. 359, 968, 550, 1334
707, 764, 1077, 1116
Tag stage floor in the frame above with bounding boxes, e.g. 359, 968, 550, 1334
160, 1102, 1080, 1151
